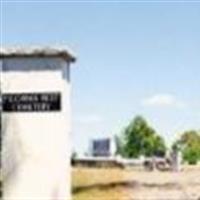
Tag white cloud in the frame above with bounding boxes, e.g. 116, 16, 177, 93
141, 94, 186, 108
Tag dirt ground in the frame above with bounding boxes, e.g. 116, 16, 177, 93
72, 165, 200, 200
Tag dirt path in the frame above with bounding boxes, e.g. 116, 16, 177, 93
72, 166, 200, 200
126, 169, 200, 200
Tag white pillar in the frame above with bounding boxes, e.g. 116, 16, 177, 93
0, 47, 76, 200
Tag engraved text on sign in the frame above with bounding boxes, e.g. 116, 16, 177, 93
2, 92, 61, 112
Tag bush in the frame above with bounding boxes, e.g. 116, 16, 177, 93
183, 147, 199, 165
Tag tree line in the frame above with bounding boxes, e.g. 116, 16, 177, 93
116, 115, 200, 165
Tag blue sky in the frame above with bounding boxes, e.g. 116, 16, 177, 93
1, 1, 200, 155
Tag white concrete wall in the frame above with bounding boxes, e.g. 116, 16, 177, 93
1, 57, 71, 200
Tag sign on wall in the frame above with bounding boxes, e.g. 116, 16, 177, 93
2, 92, 61, 112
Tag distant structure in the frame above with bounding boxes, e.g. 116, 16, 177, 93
89, 137, 116, 157
171, 148, 182, 172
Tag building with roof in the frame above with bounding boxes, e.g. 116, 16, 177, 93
89, 137, 116, 157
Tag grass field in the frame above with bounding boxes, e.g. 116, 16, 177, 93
72, 165, 200, 200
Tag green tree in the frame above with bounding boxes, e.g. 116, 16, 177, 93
174, 130, 200, 165
117, 115, 166, 158
153, 135, 166, 157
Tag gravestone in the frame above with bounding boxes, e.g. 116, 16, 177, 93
0, 46, 76, 200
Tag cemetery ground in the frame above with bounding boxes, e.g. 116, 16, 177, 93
72, 165, 200, 200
